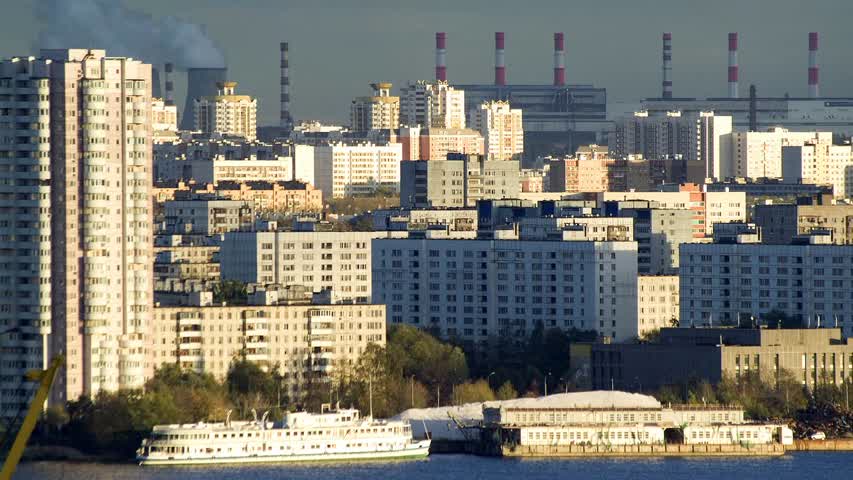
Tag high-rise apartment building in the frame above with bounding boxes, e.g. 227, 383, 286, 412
610, 111, 732, 180
0, 49, 153, 416
350, 83, 400, 131
312, 142, 403, 198
400, 81, 466, 129
732, 128, 832, 180
397, 126, 484, 161
782, 143, 853, 197
193, 81, 257, 141
469, 100, 523, 161
754, 200, 853, 245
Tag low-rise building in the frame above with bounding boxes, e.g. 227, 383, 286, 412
154, 235, 221, 283
153, 180, 323, 213
151, 294, 386, 400
591, 328, 853, 391
154, 138, 293, 184
372, 208, 478, 233
398, 126, 484, 161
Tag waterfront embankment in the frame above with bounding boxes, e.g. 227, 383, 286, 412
502, 443, 785, 457
790, 439, 853, 451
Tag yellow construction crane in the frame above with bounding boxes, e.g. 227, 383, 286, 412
0, 356, 63, 480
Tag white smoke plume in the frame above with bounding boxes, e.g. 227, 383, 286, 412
35, 0, 226, 68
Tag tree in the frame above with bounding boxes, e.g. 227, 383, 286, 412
212, 280, 248, 305
452, 380, 496, 405
226, 359, 280, 417
495, 381, 518, 401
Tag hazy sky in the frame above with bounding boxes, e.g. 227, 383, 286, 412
3, 0, 852, 124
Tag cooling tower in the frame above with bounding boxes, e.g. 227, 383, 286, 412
180, 67, 228, 130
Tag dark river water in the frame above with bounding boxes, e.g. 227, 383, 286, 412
13, 452, 853, 480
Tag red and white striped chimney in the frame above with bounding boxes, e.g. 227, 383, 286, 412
728, 33, 739, 98
662, 33, 673, 99
435, 32, 447, 82
495, 32, 506, 86
164, 62, 175, 106
553, 32, 566, 86
808, 32, 819, 98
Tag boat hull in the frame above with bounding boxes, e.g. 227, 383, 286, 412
138, 442, 431, 466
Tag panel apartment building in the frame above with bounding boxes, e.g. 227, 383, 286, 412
152, 296, 385, 400
220, 230, 405, 303
0, 50, 153, 416
679, 237, 853, 336
372, 238, 639, 347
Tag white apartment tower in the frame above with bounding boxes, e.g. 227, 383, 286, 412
0, 49, 153, 416
350, 82, 400, 131
312, 142, 403, 198
400, 80, 465, 129
732, 128, 832, 179
193, 81, 257, 141
470, 100, 524, 161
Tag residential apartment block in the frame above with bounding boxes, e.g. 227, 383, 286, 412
782, 143, 853, 197
400, 154, 520, 208
350, 82, 400, 131
193, 81, 257, 141
610, 111, 732, 180
154, 138, 293, 184
312, 142, 403, 198
220, 230, 402, 303
754, 200, 853, 245
731, 128, 832, 180
151, 296, 385, 400
162, 198, 253, 235
400, 80, 466, 129
398, 126, 484, 161
372, 238, 639, 347
154, 180, 322, 214
469, 100, 523, 161
679, 238, 853, 336
0, 49, 153, 416
637, 275, 680, 337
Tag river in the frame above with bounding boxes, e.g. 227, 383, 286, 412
13, 452, 853, 480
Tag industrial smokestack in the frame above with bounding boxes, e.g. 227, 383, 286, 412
280, 42, 292, 130
728, 33, 739, 98
662, 33, 672, 99
553, 33, 566, 87
495, 32, 506, 86
164, 62, 175, 106
435, 32, 447, 82
808, 32, 819, 98
749, 84, 758, 132
151, 67, 162, 99
180, 67, 227, 130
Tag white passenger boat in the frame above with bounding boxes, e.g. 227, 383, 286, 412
136, 406, 430, 466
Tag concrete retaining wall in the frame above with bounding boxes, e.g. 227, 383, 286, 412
791, 439, 853, 451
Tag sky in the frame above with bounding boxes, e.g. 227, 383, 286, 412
3, 0, 853, 125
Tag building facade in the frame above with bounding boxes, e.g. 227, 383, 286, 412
162, 199, 253, 235
312, 142, 402, 198
731, 128, 832, 180
680, 240, 853, 335
782, 143, 853, 197
151, 301, 385, 400
372, 238, 639, 346
592, 328, 853, 390
350, 82, 400, 131
637, 275, 680, 337
400, 154, 520, 208
0, 49, 153, 415
397, 126, 484, 161
469, 100, 524, 161
154, 138, 293, 184
610, 111, 732, 180
220, 230, 402, 303
400, 81, 466, 129
193, 81, 257, 141
754, 202, 853, 245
